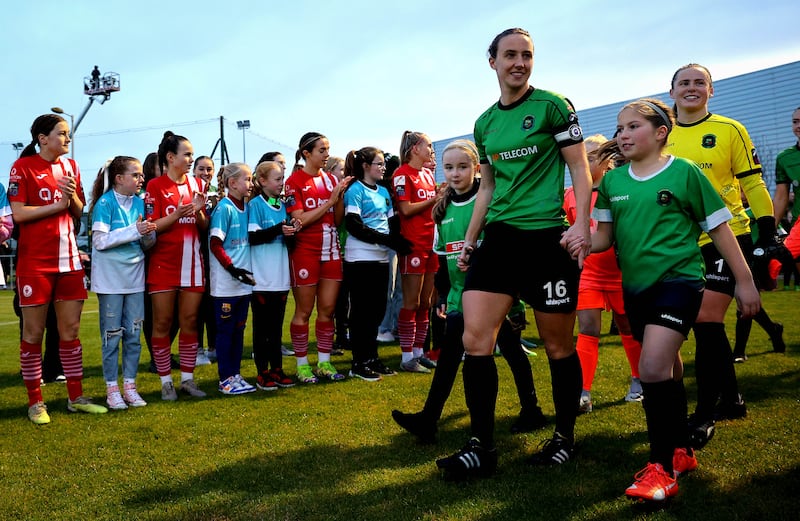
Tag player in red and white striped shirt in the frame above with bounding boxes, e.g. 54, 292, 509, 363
9, 114, 107, 423
144, 131, 209, 401
284, 132, 352, 383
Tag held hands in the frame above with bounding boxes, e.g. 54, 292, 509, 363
226, 265, 256, 286
560, 223, 591, 269
457, 241, 475, 272
281, 219, 298, 237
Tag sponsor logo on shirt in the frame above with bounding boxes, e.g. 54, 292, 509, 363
445, 241, 464, 253
492, 145, 539, 162
393, 176, 406, 197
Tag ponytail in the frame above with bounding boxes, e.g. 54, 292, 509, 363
294, 132, 326, 172
22, 114, 66, 158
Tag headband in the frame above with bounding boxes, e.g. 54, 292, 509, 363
299, 134, 323, 152
642, 101, 672, 131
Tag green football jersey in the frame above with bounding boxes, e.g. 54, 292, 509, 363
775, 144, 800, 224
473, 86, 583, 230
434, 193, 479, 314
593, 156, 731, 295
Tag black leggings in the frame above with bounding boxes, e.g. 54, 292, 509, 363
344, 261, 389, 364
251, 291, 288, 373
423, 311, 538, 421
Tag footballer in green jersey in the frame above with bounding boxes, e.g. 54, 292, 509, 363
773, 108, 800, 225
594, 156, 731, 295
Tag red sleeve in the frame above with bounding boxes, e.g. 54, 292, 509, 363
210, 236, 232, 268
8, 160, 27, 204
284, 173, 303, 213
392, 171, 410, 202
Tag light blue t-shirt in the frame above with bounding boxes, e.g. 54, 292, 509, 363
91, 189, 148, 294
209, 197, 252, 297
247, 195, 290, 292
343, 180, 393, 263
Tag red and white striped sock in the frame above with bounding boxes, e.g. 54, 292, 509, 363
316, 320, 334, 358
20, 340, 43, 406
398, 308, 416, 359
178, 332, 197, 380
413, 307, 430, 358
291, 323, 309, 360
152, 336, 172, 377
60, 339, 84, 401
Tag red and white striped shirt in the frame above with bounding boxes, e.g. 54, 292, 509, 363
145, 174, 206, 288
8, 154, 84, 275
284, 169, 341, 261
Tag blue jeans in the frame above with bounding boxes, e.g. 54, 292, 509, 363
98, 292, 145, 382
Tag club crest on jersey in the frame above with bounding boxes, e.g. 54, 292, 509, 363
521, 115, 535, 130
701, 134, 716, 149
656, 189, 673, 206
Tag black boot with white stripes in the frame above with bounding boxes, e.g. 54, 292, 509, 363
436, 437, 498, 481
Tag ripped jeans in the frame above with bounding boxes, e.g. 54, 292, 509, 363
97, 292, 145, 382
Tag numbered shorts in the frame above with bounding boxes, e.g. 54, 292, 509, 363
17, 270, 87, 307
623, 281, 704, 342
464, 222, 578, 313
701, 234, 753, 297
399, 249, 439, 276
290, 253, 342, 287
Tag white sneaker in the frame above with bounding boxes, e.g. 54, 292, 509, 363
376, 331, 395, 343
123, 382, 147, 407
196, 349, 211, 366
106, 386, 128, 410
625, 377, 644, 402
578, 390, 592, 413
234, 374, 256, 394
281, 345, 295, 356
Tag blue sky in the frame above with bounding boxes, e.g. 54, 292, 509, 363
1, 0, 798, 189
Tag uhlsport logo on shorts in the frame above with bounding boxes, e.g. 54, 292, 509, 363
22, 285, 33, 298
298, 268, 309, 280
410, 257, 421, 268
